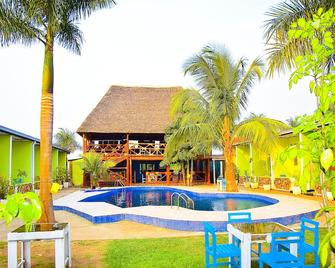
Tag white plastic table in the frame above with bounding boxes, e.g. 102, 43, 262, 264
227, 222, 297, 268
7, 222, 71, 268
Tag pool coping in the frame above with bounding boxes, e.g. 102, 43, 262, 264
54, 186, 320, 232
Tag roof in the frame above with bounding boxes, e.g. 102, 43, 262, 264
0, 125, 69, 153
77, 85, 182, 135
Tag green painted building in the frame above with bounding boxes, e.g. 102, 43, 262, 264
0, 125, 68, 185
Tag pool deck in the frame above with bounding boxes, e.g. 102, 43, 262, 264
53, 186, 320, 231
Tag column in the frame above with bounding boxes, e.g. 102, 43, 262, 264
129, 158, 132, 185
9, 135, 12, 178
166, 165, 170, 185
249, 143, 253, 176
31, 142, 35, 189
213, 159, 216, 184
206, 159, 210, 184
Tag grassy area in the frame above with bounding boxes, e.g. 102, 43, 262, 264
0, 228, 328, 267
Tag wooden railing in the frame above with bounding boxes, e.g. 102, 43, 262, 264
87, 142, 166, 157
146, 171, 168, 183
129, 142, 166, 156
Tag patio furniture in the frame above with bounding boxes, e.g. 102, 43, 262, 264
259, 231, 303, 268
278, 217, 319, 267
227, 221, 296, 268
204, 222, 240, 268
7, 222, 71, 268
228, 212, 252, 224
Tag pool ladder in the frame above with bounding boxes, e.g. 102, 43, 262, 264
170, 192, 194, 210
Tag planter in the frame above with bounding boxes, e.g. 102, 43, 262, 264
327, 191, 334, 201
263, 184, 271, 191
34, 189, 40, 195
59, 184, 63, 190
243, 182, 251, 188
63, 182, 69, 189
250, 182, 259, 189
292, 186, 301, 195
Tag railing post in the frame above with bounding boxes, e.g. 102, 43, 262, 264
166, 165, 170, 185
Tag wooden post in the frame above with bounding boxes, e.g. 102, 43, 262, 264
82, 134, 88, 153
129, 158, 132, 185
206, 159, 210, 184
166, 165, 170, 185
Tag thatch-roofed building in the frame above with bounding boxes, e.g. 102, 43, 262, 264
77, 85, 223, 186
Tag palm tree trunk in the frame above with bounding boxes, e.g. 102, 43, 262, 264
186, 161, 190, 186
181, 162, 185, 185
39, 27, 55, 223
223, 117, 238, 192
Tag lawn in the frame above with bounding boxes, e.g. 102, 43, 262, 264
0, 229, 328, 267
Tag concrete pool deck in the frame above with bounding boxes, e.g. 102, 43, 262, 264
53, 186, 320, 231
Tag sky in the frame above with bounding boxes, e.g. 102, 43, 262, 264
0, 0, 317, 141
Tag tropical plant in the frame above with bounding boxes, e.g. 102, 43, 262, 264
82, 152, 115, 188
167, 44, 288, 192
0, 178, 14, 200
286, 116, 301, 127
0, 192, 42, 231
54, 167, 69, 184
279, 9, 335, 266
0, 1, 116, 223
264, 0, 335, 77
54, 128, 81, 153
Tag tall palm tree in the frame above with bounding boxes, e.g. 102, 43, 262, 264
286, 116, 301, 127
169, 45, 288, 192
264, 0, 335, 77
54, 128, 81, 153
0, 1, 116, 223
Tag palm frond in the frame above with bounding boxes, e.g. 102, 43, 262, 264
234, 117, 289, 153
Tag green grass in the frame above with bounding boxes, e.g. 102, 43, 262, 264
104, 229, 328, 267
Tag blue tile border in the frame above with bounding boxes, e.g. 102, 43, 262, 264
53, 205, 319, 232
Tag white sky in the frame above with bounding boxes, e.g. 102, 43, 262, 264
0, 0, 316, 140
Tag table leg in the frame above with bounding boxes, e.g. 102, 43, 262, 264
55, 238, 65, 268
290, 243, 298, 256
8, 241, 18, 268
66, 225, 71, 267
228, 232, 233, 268
22, 241, 31, 268
241, 234, 251, 268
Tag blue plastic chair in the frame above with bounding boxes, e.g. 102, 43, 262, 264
204, 222, 240, 268
278, 217, 319, 267
259, 231, 303, 268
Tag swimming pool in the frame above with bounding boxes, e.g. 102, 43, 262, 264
80, 187, 278, 211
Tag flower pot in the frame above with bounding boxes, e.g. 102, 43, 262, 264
326, 191, 334, 201
292, 186, 301, 195
243, 182, 251, 188
59, 184, 63, 190
63, 182, 69, 189
263, 184, 271, 191
250, 182, 259, 189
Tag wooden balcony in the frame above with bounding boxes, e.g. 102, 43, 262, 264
86, 141, 166, 158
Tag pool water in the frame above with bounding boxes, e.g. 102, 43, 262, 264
80, 187, 277, 211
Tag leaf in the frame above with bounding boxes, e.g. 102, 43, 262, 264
318, 8, 324, 16
320, 243, 329, 267
320, 149, 334, 171
297, 18, 306, 28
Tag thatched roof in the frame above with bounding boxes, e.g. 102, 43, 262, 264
77, 85, 182, 135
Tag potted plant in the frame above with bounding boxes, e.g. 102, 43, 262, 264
243, 173, 250, 188
250, 176, 259, 189
263, 182, 271, 191
14, 169, 27, 185
291, 178, 301, 195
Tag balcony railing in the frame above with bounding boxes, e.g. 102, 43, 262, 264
86, 142, 166, 157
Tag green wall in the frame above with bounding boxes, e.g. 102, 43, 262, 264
12, 141, 33, 182
52, 149, 58, 179
236, 144, 250, 177
0, 135, 11, 178
58, 151, 67, 170
71, 159, 83, 186
34, 146, 40, 180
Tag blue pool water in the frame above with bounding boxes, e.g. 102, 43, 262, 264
80, 187, 277, 211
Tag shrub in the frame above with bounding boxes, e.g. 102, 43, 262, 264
0, 178, 14, 199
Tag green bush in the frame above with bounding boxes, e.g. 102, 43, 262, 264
0, 178, 14, 199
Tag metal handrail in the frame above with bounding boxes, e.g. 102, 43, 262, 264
115, 179, 125, 187
170, 192, 194, 210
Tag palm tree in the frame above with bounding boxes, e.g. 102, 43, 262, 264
286, 116, 301, 127
264, 0, 335, 77
169, 45, 288, 192
54, 128, 81, 153
82, 152, 114, 188
0, 1, 116, 223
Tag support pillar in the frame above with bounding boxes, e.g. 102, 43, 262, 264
32, 142, 36, 190
82, 134, 88, 153
166, 165, 170, 185
9, 135, 12, 179
206, 159, 210, 184
213, 160, 216, 184
129, 158, 132, 185
249, 143, 253, 177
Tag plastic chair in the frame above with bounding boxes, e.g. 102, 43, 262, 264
259, 231, 303, 268
278, 217, 319, 267
204, 222, 240, 268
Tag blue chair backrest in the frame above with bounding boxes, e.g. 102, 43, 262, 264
204, 222, 217, 251
271, 231, 303, 252
228, 212, 252, 224
301, 217, 319, 249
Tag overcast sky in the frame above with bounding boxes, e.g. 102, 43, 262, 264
0, 0, 316, 140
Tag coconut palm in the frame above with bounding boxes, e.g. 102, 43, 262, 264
286, 116, 301, 127
264, 0, 335, 77
82, 152, 114, 188
0, 1, 116, 222
168, 45, 288, 192
54, 128, 81, 153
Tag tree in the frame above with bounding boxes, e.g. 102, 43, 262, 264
286, 116, 301, 127
54, 128, 81, 153
264, 0, 335, 77
168, 45, 288, 192
0, 1, 116, 223
280, 9, 335, 266
82, 152, 114, 189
